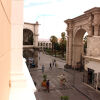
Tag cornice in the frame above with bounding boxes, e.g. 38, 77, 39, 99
84, 56, 100, 63
84, 7, 100, 14
24, 22, 40, 25
24, 22, 37, 25
64, 19, 73, 24
73, 13, 89, 23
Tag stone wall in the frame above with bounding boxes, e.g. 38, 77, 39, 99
87, 36, 100, 57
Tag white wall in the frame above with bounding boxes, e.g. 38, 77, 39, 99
0, 0, 11, 100
11, 0, 23, 74
85, 60, 100, 73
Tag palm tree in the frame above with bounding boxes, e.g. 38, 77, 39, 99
50, 35, 58, 56
60, 32, 66, 57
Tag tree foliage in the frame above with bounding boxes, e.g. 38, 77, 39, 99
50, 35, 58, 56
60, 32, 66, 57
83, 35, 87, 54
49, 32, 66, 58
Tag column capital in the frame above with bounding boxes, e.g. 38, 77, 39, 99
67, 28, 73, 33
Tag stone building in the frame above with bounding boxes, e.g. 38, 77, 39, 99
65, 7, 100, 91
23, 22, 39, 67
38, 40, 52, 50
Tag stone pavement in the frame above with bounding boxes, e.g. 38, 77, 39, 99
28, 52, 100, 100
38, 52, 66, 70
64, 68, 100, 100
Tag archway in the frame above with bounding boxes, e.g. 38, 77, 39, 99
23, 29, 33, 45
64, 8, 96, 69
73, 28, 88, 69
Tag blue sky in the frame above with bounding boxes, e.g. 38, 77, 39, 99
24, 0, 100, 39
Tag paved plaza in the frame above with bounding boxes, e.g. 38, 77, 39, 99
28, 52, 100, 100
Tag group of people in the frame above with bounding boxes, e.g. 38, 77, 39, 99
49, 59, 57, 70
41, 59, 57, 73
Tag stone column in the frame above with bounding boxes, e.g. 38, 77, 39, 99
67, 29, 73, 66
93, 13, 100, 36
64, 19, 73, 67
11, 0, 23, 73
88, 14, 94, 36
66, 33, 69, 65
34, 48, 38, 67
88, 25, 93, 36
10, 0, 25, 87
94, 24, 99, 36
34, 22, 39, 47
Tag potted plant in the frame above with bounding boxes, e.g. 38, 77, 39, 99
43, 74, 47, 81
42, 74, 47, 87
61, 96, 69, 100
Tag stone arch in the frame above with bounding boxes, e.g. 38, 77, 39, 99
24, 22, 39, 47
72, 28, 87, 67
23, 29, 33, 45
73, 26, 89, 39
64, 7, 100, 69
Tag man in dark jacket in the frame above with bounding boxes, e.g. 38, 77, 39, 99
46, 80, 50, 92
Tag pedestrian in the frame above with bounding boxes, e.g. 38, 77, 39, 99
53, 60, 54, 66
55, 62, 56, 67
54, 59, 56, 63
49, 62, 52, 70
39, 56, 40, 60
46, 80, 50, 92
42, 65, 45, 73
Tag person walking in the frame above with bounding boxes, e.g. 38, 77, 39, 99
39, 56, 40, 60
54, 59, 56, 67
49, 62, 52, 70
46, 80, 50, 92
55, 62, 56, 67
42, 65, 45, 73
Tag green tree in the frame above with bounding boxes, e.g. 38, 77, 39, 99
50, 35, 58, 56
83, 35, 87, 55
60, 32, 66, 57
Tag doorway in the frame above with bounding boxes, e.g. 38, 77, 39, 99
88, 68, 94, 84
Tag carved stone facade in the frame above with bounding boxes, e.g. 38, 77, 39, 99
23, 22, 39, 67
65, 7, 100, 67
65, 7, 100, 90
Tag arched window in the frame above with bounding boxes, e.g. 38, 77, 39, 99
23, 29, 33, 45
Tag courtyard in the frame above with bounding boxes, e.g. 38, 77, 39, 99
28, 52, 100, 100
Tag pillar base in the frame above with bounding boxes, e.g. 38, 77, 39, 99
64, 64, 72, 69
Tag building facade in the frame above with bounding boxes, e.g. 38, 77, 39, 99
65, 7, 100, 91
38, 40, 52, 50
0, 0, 37, 100
23, 22, 39, 67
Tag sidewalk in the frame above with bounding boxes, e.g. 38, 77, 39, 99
64, 68, 100, 100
